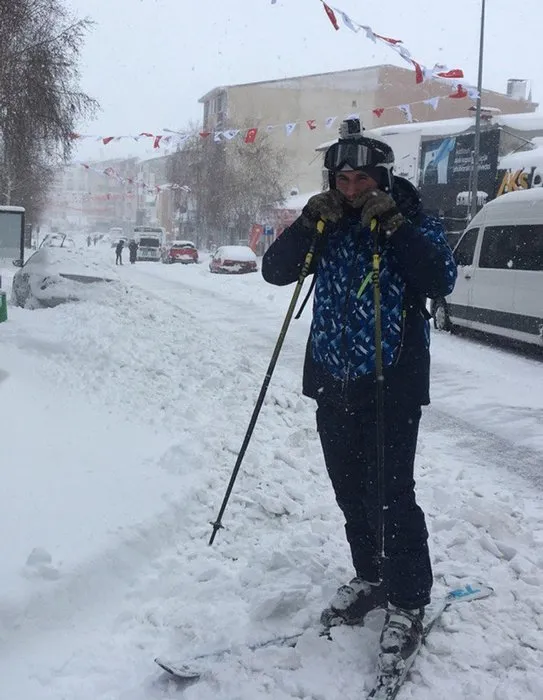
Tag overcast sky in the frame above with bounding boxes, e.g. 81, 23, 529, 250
66, 0, 543, 161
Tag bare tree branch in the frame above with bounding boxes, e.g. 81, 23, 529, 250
0, 0, 98, 223
168, 125, 290, 244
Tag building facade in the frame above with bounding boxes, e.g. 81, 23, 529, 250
199, 65, 537, 196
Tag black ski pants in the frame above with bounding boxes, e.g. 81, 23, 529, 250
316, 400, 432, 610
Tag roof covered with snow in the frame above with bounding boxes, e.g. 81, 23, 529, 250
0, 205, 25, 213
317, 111, 543, 152
499, 146, 543, 170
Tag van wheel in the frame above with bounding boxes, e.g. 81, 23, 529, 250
433, 298, 451, 331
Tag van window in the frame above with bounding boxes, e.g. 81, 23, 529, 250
480, 225, 543, 271
454, 228, 479, 266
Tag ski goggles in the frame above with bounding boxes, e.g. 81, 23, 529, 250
324, 140, 392, 172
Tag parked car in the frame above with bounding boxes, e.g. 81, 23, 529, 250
41, 233, 76, 248
431, 188, 543, 348
11, 247, 118, 308
162, 240, 199, 264
209, 245, 258, 274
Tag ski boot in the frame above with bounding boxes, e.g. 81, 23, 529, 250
320, 577, 388, 629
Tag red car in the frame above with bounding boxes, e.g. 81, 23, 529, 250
209, 245, 258, 274
162, 240, 199, 264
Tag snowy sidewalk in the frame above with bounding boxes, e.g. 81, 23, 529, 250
1, 259, 542, 699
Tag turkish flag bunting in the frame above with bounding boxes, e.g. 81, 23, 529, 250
153, 135, 162, 149
449, 84, 468, 99
322, 2, 339, 30
199, 131, 211, 139
373, 108, 385, 118
245, 127, 258, 143
438, 69, 464, 79
412, 60, 424, 84
68, 132, 80, 140
139, 132, 154, 137
102, 137, 114, 145
374, 33, 402, 45
306, 119, 317, 130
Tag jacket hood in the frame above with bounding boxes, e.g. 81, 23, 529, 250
392, 176, 422, 220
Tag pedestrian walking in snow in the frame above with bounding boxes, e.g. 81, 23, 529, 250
128, 239, 138, 264
262, 120, 456, 675
115, 239, 124, 265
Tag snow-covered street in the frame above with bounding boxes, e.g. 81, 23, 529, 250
1, 251, 543, 700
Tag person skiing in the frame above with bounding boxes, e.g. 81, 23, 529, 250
262, 120, 457, 675
128, 239, 138, 264
115, 239, 124, 265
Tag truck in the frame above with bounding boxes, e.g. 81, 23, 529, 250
133, 225, 165, 262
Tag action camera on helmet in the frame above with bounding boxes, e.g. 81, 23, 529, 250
338, 118, 363, 140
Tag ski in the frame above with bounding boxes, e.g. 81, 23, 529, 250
366, 582, 494, 699
155, 581, 493, 686
155, 632, 303, 680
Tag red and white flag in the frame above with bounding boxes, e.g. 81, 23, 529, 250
322, 2, 339, 30
244, 127, 258, 143
449, 84, 468, 99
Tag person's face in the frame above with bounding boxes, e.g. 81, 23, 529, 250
335, 170, 378, 202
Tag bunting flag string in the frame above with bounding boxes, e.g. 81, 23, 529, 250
69, 87, 477, 150
76, 162, 190, 195
307, 0, 471, 89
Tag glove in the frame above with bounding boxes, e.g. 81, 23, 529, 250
300, 189, 345, 229
352, 189, 405, 237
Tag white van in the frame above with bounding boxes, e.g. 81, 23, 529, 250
133, 226, 165, 262
432, 188, 543, 347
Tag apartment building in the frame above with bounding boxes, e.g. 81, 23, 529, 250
199, 65, 537, 195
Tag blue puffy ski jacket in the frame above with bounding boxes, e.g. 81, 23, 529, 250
262, 179, 457, 408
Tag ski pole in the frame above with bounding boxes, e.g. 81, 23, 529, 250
370, 218, 386, 583
209, 219, 326, 545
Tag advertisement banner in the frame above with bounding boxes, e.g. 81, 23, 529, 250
419, 130, 501, 212
495, 166, 543, 197
249, 224, 263, 252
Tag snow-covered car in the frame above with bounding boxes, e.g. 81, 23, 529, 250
40, 233, 76, 248
209, 245, 258, 274
162, 240, 199, 264
11, 246, 119, 308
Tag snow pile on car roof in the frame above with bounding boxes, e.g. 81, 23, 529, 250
217, 245, 257, 261
27, 246, 119, 281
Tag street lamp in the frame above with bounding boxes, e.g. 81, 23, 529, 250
470, 0, 486, 220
